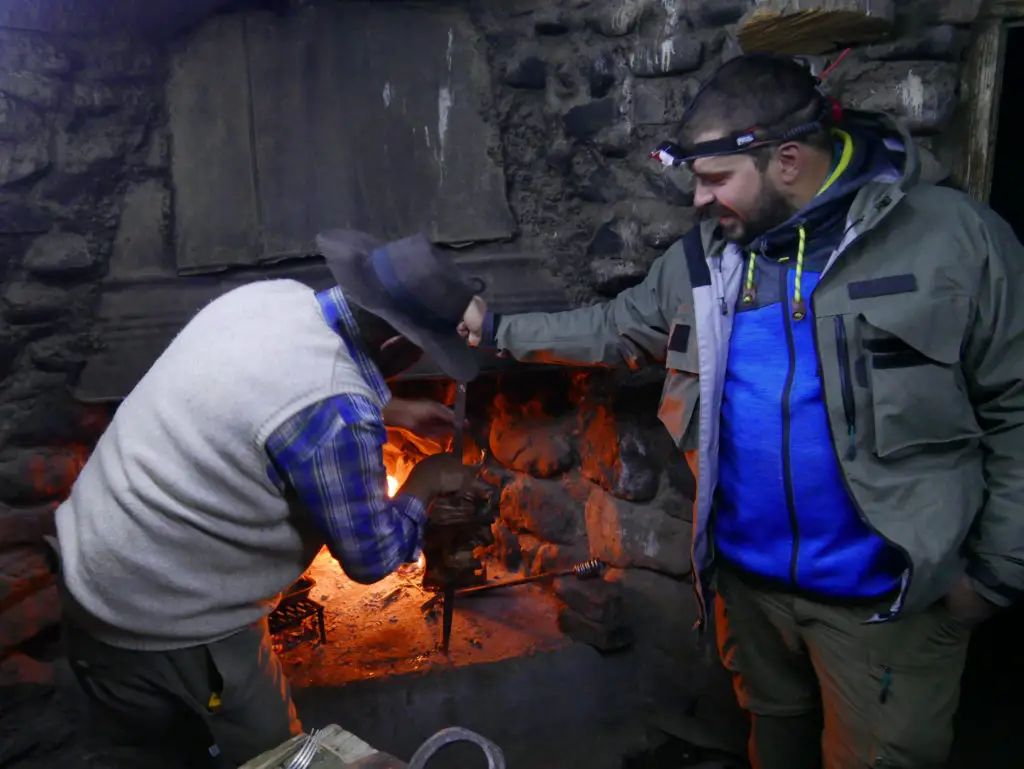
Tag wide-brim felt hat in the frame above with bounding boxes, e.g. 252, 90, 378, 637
316, 229, 479, 382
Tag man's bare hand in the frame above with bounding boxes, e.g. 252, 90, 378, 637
400, 452, 488, 504
383, 398, 465, 442
458, 296, 488, 347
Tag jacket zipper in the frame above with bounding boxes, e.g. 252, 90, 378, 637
780, 269, 801, 588
833, 315, 858, 460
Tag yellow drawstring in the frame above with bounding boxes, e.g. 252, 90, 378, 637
741, 224, 807, 321
792, 226, 807, 320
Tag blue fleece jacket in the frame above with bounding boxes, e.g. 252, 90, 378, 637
713, 129, 907, 598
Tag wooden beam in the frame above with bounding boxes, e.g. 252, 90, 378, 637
952, 19, 1004, 201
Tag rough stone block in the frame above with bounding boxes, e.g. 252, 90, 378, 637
0, 447, 85, 504
590, 257, 651, 297
590, 0, 653, 37
557, 605, 633, 651
53, 117, 144, 177
588, 53, 618, 99
896, 0, 981, 26
528, 540, 590, 574
833, 60, 958, 133
629, 35, 704, 77
563, 98, 620, 140
737, 0, 895, 55
0, 390, 108, 448
0, 137, 49, 188
0, 652, 53, 686
683, 0, 753, 27
0, 504, 56, 549
0, 95, 43, 142
554, 573, 625, 625
862, 25, 967, 62
0, 546, 52, 612
0, 71, 61, 110
27, 333, 91, 374
0, 197, 52, 235
0, 29, 70, 75
23, 232, 100, 281
579, 405, 661, 502
489, 402, 576, 478
643, 162, 695, 207
586, 485, 692, 577
631, 78, 693, 126
72, 82, 157, 120
0, 583, 59, 651
2, 282, 70, 325
500, 471, 590, 546
74, 38, 163, 82
503, 55, 548, 90
629, 199, 698, 249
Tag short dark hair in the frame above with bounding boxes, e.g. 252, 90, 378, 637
678, 54, 833, 165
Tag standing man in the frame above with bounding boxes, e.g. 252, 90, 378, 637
57, 230, 485, 767
461, 54, 1024, 768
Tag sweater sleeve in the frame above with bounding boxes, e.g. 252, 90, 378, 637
264, 393, 427, 584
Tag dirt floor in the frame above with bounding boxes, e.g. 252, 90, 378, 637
277, 550, 568, 688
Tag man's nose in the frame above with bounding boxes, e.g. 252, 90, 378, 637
693, 182, 715, 210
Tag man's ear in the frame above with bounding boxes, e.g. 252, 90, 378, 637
774, 142, 803, 184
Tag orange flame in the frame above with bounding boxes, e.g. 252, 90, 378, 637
387, 475, 399, 498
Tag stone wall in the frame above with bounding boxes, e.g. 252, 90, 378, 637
0, 28, 166, 681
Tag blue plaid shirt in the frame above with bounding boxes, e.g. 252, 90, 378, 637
264, 287, 427, 584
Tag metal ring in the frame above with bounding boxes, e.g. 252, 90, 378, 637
407, 727, 505, 769
468, 276, 487, 294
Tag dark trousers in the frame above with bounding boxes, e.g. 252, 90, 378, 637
63, 613, 302, 768
715, 564, 971, 769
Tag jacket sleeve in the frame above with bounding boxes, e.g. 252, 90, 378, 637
492, 241, 685, 369
962, 205, 1024, 607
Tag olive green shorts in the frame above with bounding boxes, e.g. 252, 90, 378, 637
715, 564, 971, 769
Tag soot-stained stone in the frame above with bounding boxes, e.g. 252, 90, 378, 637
579, 405, 661, 502
2, 283, 69, 325
588, 53, 617, 98
504, 56, 548, 90
0, 447, 84, 504
590, 0, 651, 37
23, 232, 100, 281
0, 198, 52, 235
489, 406, 576, 478
563, 98, 619, 140
629, 35, 704, 77
0, 72, 62, 110
499, 472, 591, 546
863, 25, 967, 62
586, 485, 692, 576
590, 257, 649, 297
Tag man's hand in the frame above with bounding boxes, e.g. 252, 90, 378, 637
383, 398, 465, 442
945, 573, 999, 629
458, 295, 488, 347
399, 452, 487, 505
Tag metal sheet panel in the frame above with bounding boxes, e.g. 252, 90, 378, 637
74, 252, 572, 403
170, 4, 515, 275
168, 14, 263, 275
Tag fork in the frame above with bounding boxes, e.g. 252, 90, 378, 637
284, 728, 322, 769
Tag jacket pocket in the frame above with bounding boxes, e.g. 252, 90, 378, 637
858, 294, 981, 458
659, 315, 700, 451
